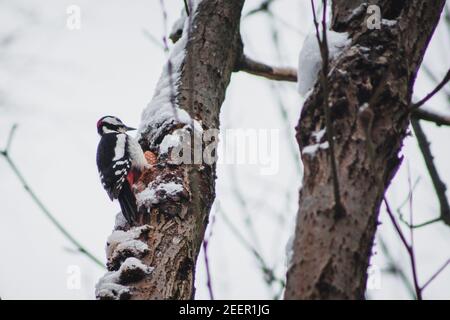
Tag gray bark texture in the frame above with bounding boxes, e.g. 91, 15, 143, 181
98, 0, 244, 300
285, 0, 446, 299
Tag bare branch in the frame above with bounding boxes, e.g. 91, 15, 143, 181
245, 0, 275, 17
412, 108, 450, 127
421, 259, 450, 291
378, 237, 416, 299
183, 0, 190, 16
311, 0, 344, 218
142, 29, 165, 50
384, 198, 422, 300
0, 125, 104, 268
411, 69, 450, 109
4, 123, 17, 155
202, 212, 216, 300
237, 55, 297, 82
421, 64, 450, 100
158, 0, 179, 122
217, 203, 285, 289
411, 118, 450, 226
399, 216, 442, 229
202, 240, 214, 300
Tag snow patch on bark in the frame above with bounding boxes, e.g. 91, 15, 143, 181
312, 128, 326, 143
95, 257, 153, 300
138, 1, 203, 148
382, 19, 397, 27
95, 271, 130, 300
106, 226, 150, 270
114, 212, 128, 229
158, 123, 203, 156
136, 180, 185, 209
169, 9, 187, 41
297, 30, 351, 95
302, 128, 329, 157
107, 225, 150, 248
302, 141, 329, 157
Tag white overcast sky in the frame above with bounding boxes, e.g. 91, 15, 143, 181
0, 0, 449, 299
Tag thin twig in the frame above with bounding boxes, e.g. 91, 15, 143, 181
183, 0, 190, 16
411, 118, 450, 226
245, 0, 275, 17
411, 69, 450, 110
0, 125, 104, 268
202, 211, 216, 300
399, 216, 442, 229
311, 0, 343, 217
269, 83, 302, 177
229, 166, 263, 254
266, 14, 302, 177
378, 237, 416, 299
159, 0, 179, 122
421, 64, 450, 100
245, 0, 304, 34
142, 29, 165, 50
202, 240, 214, 300
268, 11, 305, 35
384, 198, 422, 300
406, 164, 416, 298
395, 177, 443, 229
5, 123, 17, 152
397, 176, 421, 213
217, 202, 285, 288
421, 259, 450, 290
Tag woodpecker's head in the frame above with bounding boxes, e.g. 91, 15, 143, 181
96, 116, 136, 136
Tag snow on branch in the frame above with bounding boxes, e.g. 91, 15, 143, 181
96, 257, 153, 300
297, 28, 351, 95
138, 0, 203, 151
96, 225, 153, 299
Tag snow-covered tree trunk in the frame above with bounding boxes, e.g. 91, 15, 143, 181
96, 0, 244, 300
285, 0, 446, 299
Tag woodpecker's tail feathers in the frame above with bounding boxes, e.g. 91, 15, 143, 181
118, 182, 138, 226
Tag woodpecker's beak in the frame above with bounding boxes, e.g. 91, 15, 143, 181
125, 126, 136, 131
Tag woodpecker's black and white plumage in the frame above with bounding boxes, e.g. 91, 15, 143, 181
96, 116, 148, 225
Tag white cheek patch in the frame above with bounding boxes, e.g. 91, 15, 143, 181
102, 127, 116, 134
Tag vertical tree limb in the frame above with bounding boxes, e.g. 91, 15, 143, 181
285, 0, 446, 299
96, 0, 245, 300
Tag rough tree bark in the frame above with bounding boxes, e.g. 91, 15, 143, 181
285, 0, 446, 299
96, 0, 244, 300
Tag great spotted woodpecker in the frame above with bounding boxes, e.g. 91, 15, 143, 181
96, 116, 148, 225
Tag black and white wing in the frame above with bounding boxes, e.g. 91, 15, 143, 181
96, 133, 131, 200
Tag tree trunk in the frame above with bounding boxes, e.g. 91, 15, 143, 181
96, 0, 244, 300
285, 0, 445, 299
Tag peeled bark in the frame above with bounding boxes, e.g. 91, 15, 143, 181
285, 0, 445, 299
96, 0, 244, 300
